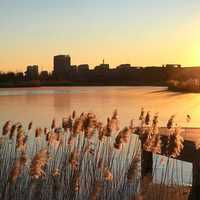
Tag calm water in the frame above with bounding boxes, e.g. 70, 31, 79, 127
0, 86, 197, 185
0, 86, 200, 127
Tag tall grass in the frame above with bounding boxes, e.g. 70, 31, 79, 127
0, 110, 191, 200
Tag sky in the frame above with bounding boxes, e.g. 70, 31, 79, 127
1, 0, 200, 72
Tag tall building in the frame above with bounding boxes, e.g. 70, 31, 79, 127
53, 55, 71, 79
25, 65, 39, 80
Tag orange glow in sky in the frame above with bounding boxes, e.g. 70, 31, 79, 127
1, 0, 200, 72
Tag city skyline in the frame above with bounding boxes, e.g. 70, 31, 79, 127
0, 53, 183, 73
1, 0, 200, 71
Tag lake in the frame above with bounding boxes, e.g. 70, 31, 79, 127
0, 86, 200, 128
0, 86, 197, 185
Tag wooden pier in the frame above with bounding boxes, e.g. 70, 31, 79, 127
134, 127, 200, 200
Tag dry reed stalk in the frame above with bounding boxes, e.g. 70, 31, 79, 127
51, 119, 56, 130
69, 151, 79, 170
129, 119, 134, 130
9, 152, 28, 184
0, 136, 4, 145
16, 127, 27, 151
73, 117, 84, 136
150, 134, 161, 154
152, 113, 159, 132
103, 168, 113, 181
72, 110, 76, 119
145, 112, 150, 125
48, 132, 63, 149
120, 127, 132, 143
139, 107, 145, 121
68, 135, 74, 145
72, 173, 80, 193
127, 155, 140, 183
30, 148, 49, 179
28, 121, 33, 130
113, 134, 123, 150
35, 128, 42, 138
44, 127, 48, 135
9, 124, 17, 139
89, 181, 102, 200
62, 117, 68, 130
167, 127, 184, 158
109, 109, 120, 132
64, 116, 73, 131
9, 159, 21, 184
104, 118, 112, 137
167, 115, 175, 129
2, 121, 11, 136
83, 113, 98, 139
52, 168, 60, 177
97, 158, 103, 170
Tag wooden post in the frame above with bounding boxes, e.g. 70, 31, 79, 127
141, 149, 153, 179
189, 150, 200, 200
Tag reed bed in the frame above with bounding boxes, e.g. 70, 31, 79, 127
0, 109, 191, 200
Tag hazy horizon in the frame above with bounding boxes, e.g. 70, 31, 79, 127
1, 0, 200, 71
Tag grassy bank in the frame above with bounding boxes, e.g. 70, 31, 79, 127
168, 79, 200, 93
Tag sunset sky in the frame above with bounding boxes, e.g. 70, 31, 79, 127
1, 0, 200, 72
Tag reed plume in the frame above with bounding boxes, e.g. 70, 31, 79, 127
167, 115, 175, 129
35, 128, 42, 138
73, 116, 84, 136
51, 118, 56, 130
28, 121, 33, 130
145, 111, 150, 125
69, 151, 79, 170
30, 149, 49, 179
52, 168, 60, 177
0, 111, 191, 200
103, 168, 113, 181
9, 152, 28, 184
167, 127, 184, 158
2, 121, 11, 136
127, 155, 140, 183
9, 124, 17, 139
90, 181, 102, 200
9, 159, 21, 184
16, 126, 27, 151
139, 107, 145, 121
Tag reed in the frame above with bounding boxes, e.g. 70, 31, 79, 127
0, 109, 191, 200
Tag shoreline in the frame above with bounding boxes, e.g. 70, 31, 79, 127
168, 85, 200, 93
0, 81, 166, 88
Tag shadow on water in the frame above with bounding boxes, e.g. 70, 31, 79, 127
148, 89, 188, 97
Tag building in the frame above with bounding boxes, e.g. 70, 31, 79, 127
78, 64, 89, 73
53, 55, 71, 79
15, 72, 24, 81
70, 65, 77, 73
25, 65, 39, 81
116, 64, 131, 71
40, 71, 49, 81
162, 64, 181, 68
94, 60, 109, 72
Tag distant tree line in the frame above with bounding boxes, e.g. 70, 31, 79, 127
0, 65, 200, 87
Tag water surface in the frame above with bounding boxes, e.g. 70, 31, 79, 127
0, 86, 199, 127
0, 86, 196, 185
